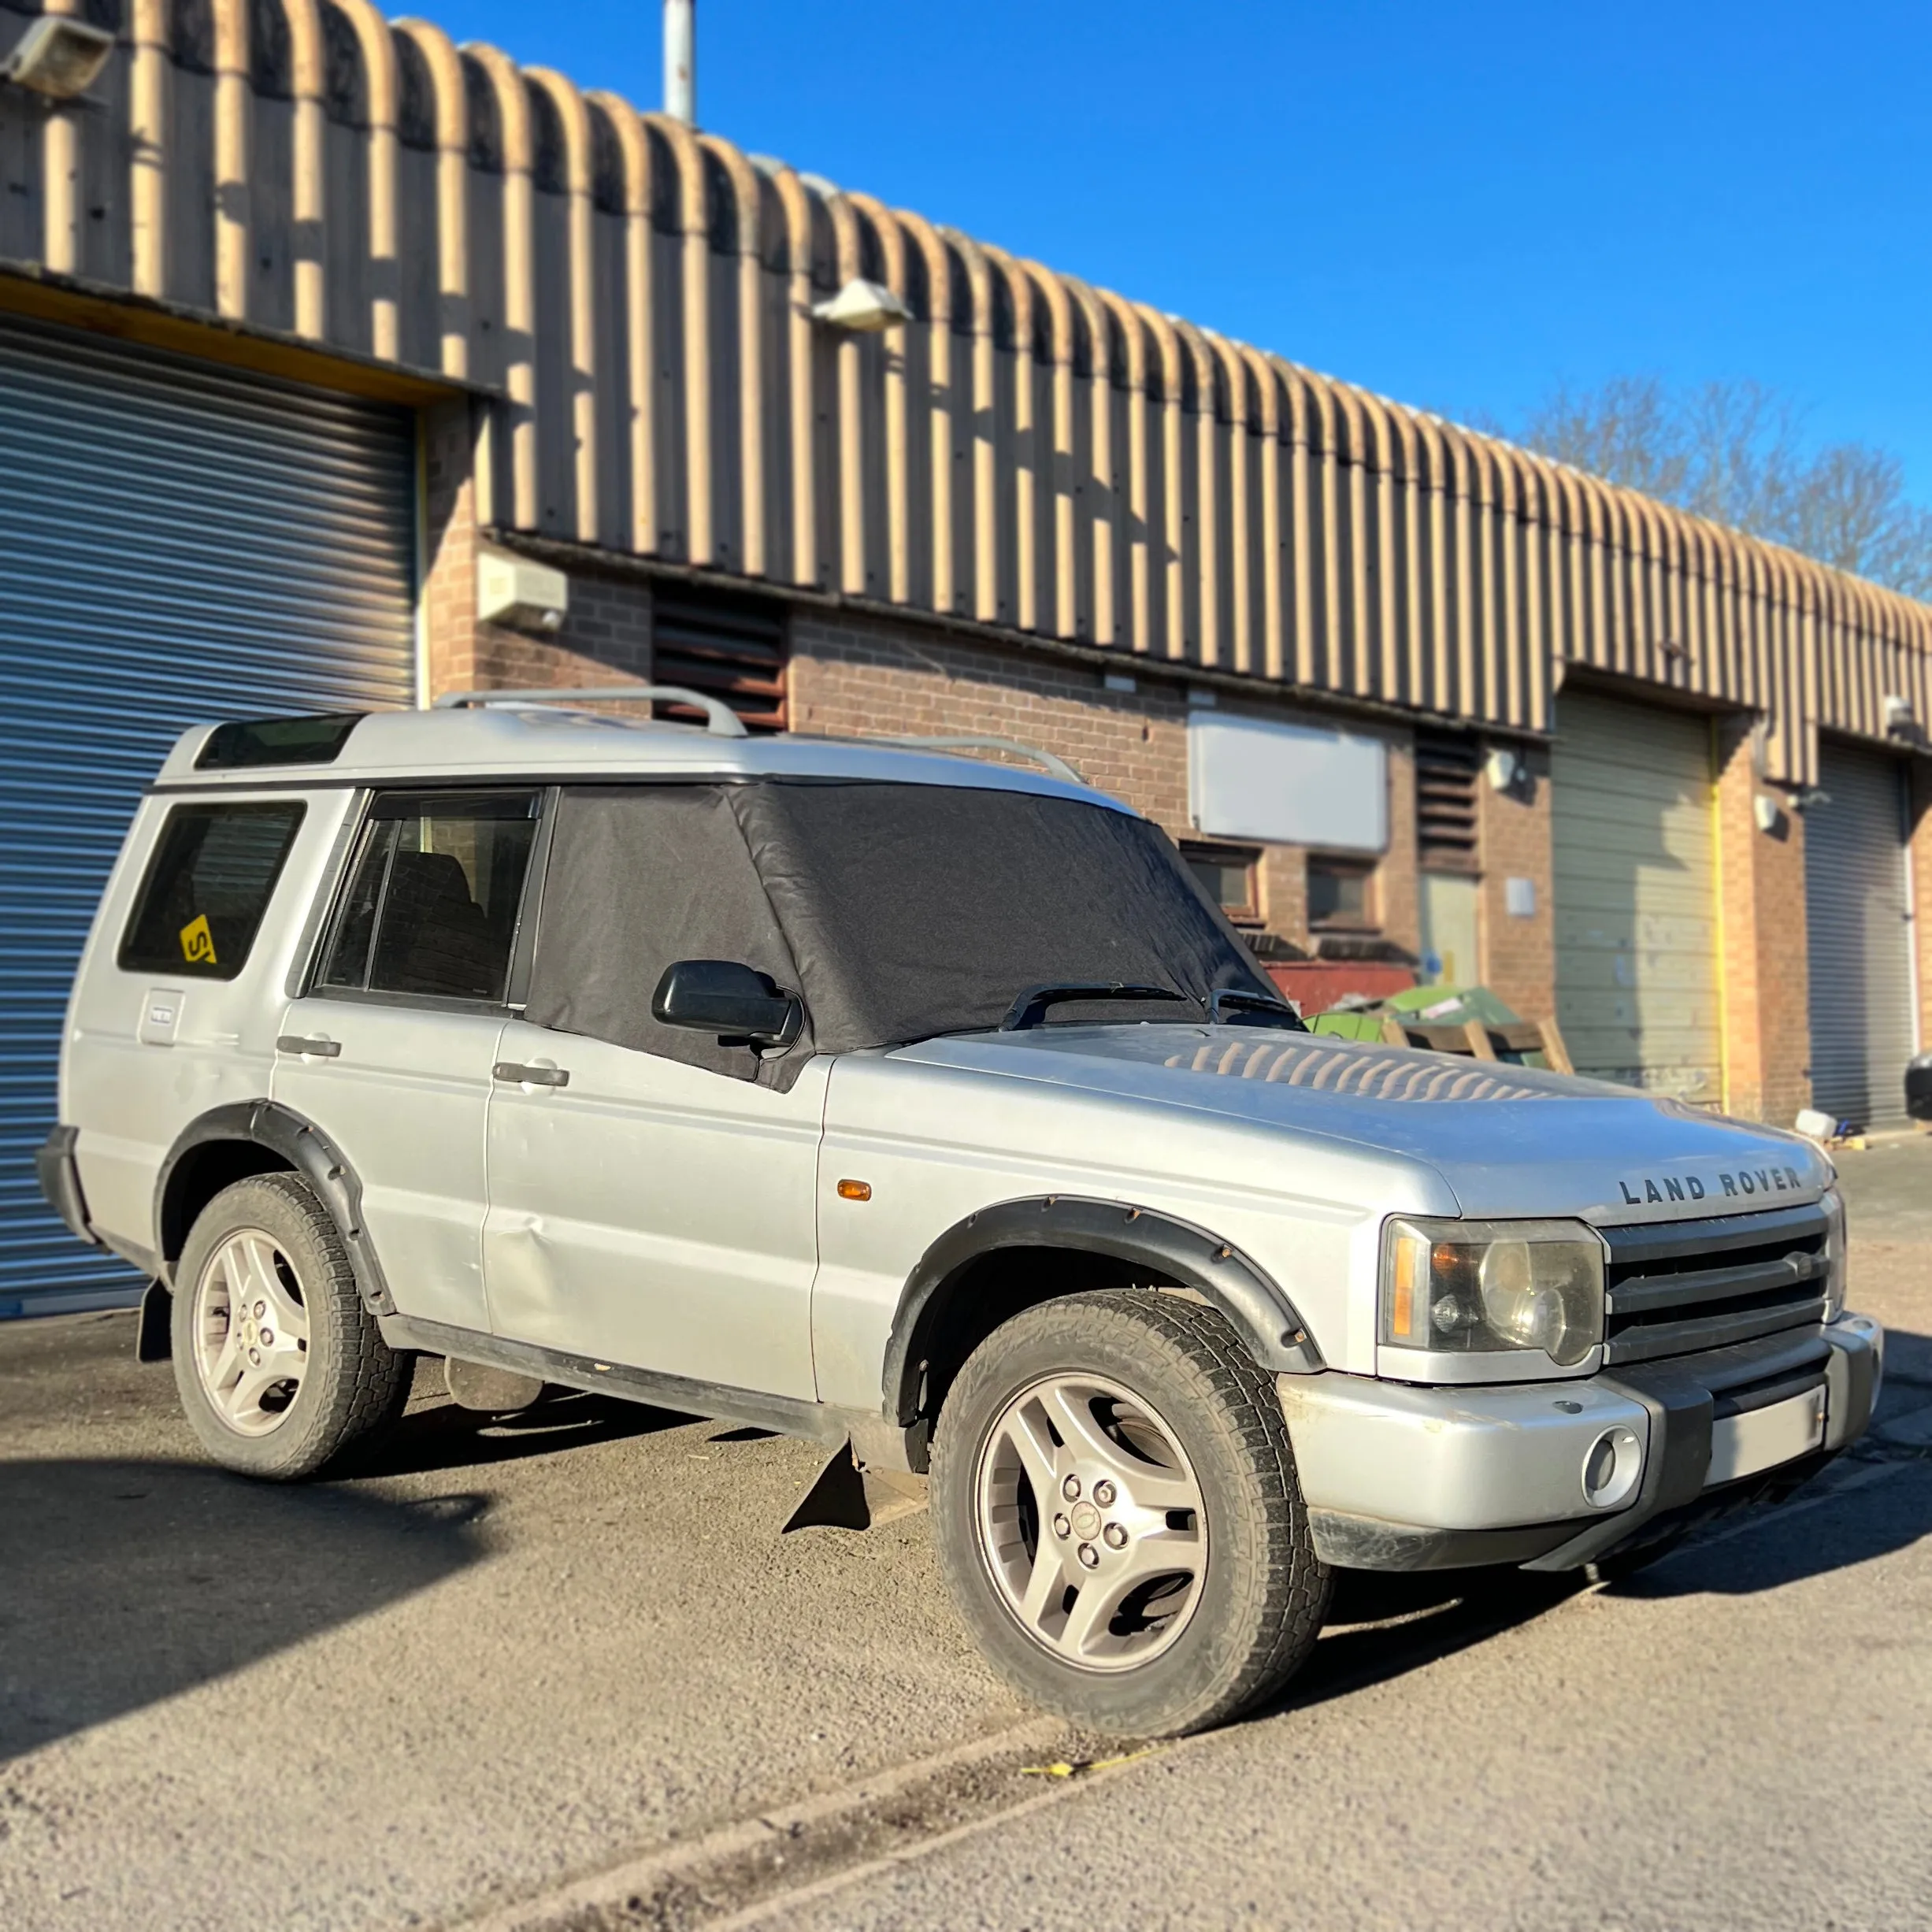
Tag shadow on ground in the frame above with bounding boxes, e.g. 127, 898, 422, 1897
0, 1457, 486, 1759
348, 1386, 694, 1478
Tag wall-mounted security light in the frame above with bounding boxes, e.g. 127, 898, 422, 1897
810, 279, 913, 332
1752, 794, 1783, 835
1883, 693, 1916, 733
477, 547, 569, 635
2, 17, 114, 100
1789, 786, 1830, 814
1485, 747, 1522, 792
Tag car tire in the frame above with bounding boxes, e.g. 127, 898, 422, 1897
930, 1289, 1330, 1737
170, 1173, 413, 1481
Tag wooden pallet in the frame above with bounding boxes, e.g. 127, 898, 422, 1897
1379, 1012, 1574, 1074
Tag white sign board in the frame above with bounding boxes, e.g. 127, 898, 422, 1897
1188, 714, 1388, 852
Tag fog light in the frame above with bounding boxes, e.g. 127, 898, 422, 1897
1582, 1427, 1642, 1511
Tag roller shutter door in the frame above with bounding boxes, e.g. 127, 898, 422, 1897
1804, 744, 1916, 1131
1553, 692, 1722, 1106
0, 316, 416, 1315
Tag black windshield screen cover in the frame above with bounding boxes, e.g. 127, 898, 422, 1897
526, 780, 1277, 1081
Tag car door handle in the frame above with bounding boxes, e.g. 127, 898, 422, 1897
494, 1061, 570, 1088
276, 1035, 342, 1059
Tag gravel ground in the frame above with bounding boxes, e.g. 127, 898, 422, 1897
2, 1133, 1927, 1931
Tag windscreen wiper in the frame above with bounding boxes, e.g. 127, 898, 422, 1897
999, 982, 1190, 1031
1209, 988, 1307, 1030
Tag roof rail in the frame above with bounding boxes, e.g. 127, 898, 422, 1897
859, 734, 1085, 786
432, 685, 749, 739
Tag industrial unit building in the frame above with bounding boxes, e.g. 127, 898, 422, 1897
2, 0, 1927, 1313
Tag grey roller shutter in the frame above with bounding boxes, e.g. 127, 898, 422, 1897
0, 315, 416, 1315
1804, 744, 1917, 1132
1552, 692, 1722, 1107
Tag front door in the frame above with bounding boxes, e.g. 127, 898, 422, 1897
479, 781, 822, 1402
273, 787, 542, 1335
483, 1025, 825, 1399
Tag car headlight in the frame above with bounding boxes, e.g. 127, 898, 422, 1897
1382, 1217, 1606, 1370
1821, 1187, 1847, 1321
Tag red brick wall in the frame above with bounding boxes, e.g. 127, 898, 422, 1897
1477, 741, 1555, 1029
1714, 718, 1811, 1125
421, 401, 654, 701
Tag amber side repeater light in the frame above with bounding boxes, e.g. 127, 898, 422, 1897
836, 1179, 873, 1202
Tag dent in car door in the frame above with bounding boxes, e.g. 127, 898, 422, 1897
484, 1020, 825, 1400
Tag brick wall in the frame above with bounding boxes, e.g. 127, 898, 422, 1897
1714, 718, 1811, 1125
421, 400, 654, 701
1478, 741, 1556, 1027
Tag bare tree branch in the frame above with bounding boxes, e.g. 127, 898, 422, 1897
1503, 376, 1931, 598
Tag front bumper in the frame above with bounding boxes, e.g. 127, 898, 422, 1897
1279, 1311, 1883, 1572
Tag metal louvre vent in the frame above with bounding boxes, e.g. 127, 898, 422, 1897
1601, 1202, 1830, 1367
1415, 731, 1481, 872
0, 315, 416, 1315
650, 590, 788, 734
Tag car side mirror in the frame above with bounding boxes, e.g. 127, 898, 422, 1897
652, 959, 803, 1051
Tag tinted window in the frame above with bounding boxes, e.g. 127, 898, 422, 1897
317, 792, 539, 1003
119, 803, 307, 980
195, 714, 362, 769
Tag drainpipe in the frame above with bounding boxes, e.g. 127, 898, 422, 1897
664, 0, 695, 124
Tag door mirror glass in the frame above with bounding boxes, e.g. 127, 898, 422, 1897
652, 959, 803, 1049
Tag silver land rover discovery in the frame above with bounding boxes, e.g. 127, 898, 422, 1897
38, 689, 1883, 1736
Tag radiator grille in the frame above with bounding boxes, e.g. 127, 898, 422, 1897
1601, 1201, 1830, 1366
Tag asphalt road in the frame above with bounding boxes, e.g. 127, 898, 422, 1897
2, 1135, 1928, 1932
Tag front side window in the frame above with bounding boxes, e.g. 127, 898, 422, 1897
316, 791, 539, 1003
119, 801, 307, 980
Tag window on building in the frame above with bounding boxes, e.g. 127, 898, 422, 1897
1307, 855, 1377, 929
119, 802, 307, 980
317, 791, 540, 1003
1415, 729, 1481, 873
651, 588, 789, 733
1181, 842, 1261, 924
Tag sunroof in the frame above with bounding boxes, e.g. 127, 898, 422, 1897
195, 714, 365, 771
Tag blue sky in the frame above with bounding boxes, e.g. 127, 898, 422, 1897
430, 2, 1932, 499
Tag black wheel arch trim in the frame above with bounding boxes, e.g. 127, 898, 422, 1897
154, 1100, 395, 1315
883, 1194, 1323, 1422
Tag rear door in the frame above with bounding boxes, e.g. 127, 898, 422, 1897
273, 788, 542, 1336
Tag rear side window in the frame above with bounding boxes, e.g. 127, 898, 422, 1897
316, 791, 540, 1003
119, 802, 307, 980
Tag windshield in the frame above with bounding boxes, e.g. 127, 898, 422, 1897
732, 781, 1288, 1049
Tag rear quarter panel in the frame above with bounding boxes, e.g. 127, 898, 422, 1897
63, 790, 355, 1254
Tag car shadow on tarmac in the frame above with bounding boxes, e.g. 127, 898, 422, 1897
346, 1386, 695, 1479
0, 1456, 487, 1760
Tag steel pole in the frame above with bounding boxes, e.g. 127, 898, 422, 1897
663, 0, 695, 125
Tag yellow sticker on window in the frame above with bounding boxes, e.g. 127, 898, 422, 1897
180, 914, 217, 966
